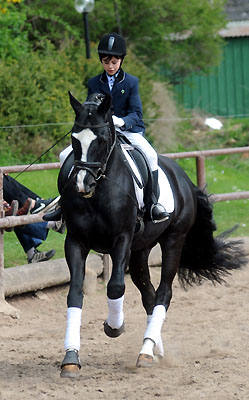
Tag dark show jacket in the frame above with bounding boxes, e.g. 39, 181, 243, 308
87, 69, 145, 135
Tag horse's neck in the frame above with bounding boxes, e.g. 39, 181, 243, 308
106, 145, 126, 176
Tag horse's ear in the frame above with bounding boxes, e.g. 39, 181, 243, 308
69, 91, 83, 118
97, 93, 112, 116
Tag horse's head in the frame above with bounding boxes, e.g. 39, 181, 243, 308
69, 91, 115, 197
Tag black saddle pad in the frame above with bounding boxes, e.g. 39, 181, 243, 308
58, 151, 74, 194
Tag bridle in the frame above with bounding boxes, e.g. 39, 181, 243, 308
73, 100, 116, 182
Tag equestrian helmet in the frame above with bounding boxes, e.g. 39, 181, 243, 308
98, 33, 126, 59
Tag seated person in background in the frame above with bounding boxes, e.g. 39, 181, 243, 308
2, 175, 65, 264
3, 174, 60, 215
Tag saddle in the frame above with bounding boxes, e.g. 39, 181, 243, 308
58, 151, 75, 195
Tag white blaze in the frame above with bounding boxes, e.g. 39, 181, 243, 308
72, 128, 97, 192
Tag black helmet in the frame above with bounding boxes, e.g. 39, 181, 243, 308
98, 33, 126, 58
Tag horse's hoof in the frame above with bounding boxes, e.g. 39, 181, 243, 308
103, 321, 125, 338
60, 364, 80, 378
136, 353, 154, 368
60, 349, 81, 378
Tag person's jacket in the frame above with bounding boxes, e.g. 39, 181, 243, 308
87, 68, 145, 135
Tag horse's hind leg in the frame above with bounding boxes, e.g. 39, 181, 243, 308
129, 247, 156, 315
136, 234, 186, 367
129, 247, 164, 364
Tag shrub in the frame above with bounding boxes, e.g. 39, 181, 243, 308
0, 40, 155, 164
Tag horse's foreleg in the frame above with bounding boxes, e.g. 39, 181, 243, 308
103, 235, 131, 338
103, 295, 125, 337
61, 234, 88, 378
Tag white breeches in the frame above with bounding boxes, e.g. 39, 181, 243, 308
122, 131, 158, 171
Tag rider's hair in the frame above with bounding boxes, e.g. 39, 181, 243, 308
100, 54, 123, 62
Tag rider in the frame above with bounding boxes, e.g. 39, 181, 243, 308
88, 32, 169, 223
48, 33, 169, 223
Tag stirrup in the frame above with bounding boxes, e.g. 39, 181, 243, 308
150, 204, 170, 224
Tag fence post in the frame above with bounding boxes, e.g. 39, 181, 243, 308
196, 156, 206, 190
103, 254, 111, 283
0, 170, 19, 318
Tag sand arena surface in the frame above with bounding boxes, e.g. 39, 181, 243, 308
0, 266, 248, 400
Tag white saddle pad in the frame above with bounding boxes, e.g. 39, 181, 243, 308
120, 145, 174, 213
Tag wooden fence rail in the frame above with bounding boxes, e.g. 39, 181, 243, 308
1, 146, 249, 306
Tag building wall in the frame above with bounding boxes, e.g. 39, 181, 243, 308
173, 37, 249, 117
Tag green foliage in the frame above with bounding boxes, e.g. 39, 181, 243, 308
0, 39, 155, 164
0, 2, 30, 59
0, 40, 88, 163
90, 0, 226, 80
21, 0, 226, 80
0, 0, 81, 60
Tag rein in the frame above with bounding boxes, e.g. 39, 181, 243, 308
102, 174, 140, 209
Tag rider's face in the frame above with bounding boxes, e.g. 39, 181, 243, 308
102, 56, 122, 76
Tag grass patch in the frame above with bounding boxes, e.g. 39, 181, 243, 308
178, 156, 249, 236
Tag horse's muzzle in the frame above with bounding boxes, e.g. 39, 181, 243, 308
75, 180, 96, 198
75, 169, 96, 197
80, 189, 94, 198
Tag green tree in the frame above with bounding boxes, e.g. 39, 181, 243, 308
0, 1, 30, 59
91, 0, 226, 82
23, 0, 227, 82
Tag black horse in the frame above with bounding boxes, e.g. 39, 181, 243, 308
58, 92, 246, 377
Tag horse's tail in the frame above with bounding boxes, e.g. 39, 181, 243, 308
178, 187, 248, 289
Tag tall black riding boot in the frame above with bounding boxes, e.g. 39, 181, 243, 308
150, 170, 170, 223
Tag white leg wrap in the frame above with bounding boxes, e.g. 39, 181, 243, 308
146, 314, 164, 357
140, 338, 154, 357
107, 295, 124, 329
64, 307, 82, 351
143, 305, 166, 346
154, 335, 164, 357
